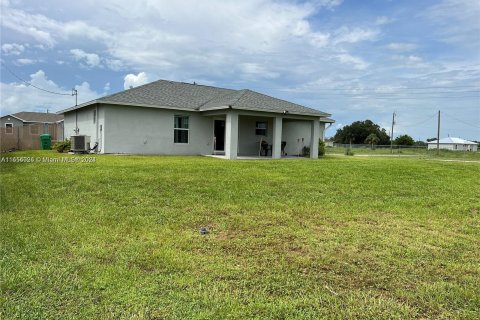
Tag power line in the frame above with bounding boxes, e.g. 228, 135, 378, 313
325, 90, 479, 95
1, 62, 73, 96
305, 89, 480, 96
311, 95, 480, 100
442, 111, 480, 129
310, 85, 480, 92
399, 112, 438, 128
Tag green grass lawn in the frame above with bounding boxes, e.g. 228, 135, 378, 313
1, 151, 479, 319
326, 146, 480, 160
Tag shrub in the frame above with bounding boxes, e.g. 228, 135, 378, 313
344, 148, 355, 156
302, 146, 310, 157
318, 140, 326, 157
52, 139, 71, 153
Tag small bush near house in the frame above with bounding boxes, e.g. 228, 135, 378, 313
302, 146, 310, 157
318, 140, 326, 157
345, 148, 354, 156
52, 139, 71, 153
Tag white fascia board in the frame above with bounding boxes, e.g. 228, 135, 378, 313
3, 114, 26, 122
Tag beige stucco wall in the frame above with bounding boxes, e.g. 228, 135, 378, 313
64, 104, 100, 149
63, 104, 328, 156
237, 115, 273, 156
281, 120, 326, 156
101, 105, 213, 155
237, 116, 326, 156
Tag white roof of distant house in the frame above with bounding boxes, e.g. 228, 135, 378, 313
428, 137, 477, 145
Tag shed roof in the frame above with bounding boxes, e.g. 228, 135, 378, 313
58, 80, 331, 117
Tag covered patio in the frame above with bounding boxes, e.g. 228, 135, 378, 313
203, 109, 330, 160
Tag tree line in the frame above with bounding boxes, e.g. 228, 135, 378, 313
332, 119, 427, 147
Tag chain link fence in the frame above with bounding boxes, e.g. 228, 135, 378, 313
326, 143, 479, 160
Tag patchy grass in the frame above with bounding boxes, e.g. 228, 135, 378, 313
1, 151, 479, 319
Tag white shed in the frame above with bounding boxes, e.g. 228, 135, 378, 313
427, 137, 478, 151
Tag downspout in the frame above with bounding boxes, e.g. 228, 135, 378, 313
75, 110, 78, 134
95, 103, 99, 153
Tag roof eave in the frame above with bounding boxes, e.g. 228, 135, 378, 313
321, 117, 335, 123
2, 114, 26, 122
57, 100, 99, 114
230, 105, 329, 117
60, 100, 200, 113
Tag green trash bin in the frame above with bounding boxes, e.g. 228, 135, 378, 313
40, 134, 52, 150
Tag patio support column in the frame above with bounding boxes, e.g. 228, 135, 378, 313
225, 111, 238, 159
272, 116, 283, 159
310, 119, 319, 159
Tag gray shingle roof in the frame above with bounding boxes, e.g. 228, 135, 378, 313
100, 80, 236, 110
5, 112, 63, 123
59, 80, 330, 117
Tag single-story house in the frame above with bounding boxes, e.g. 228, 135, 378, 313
58, 80, 334, 159
1, 111, 64, 134
0, 112, 65, 151
427, 137, 478, 152
1, 111, 64, 140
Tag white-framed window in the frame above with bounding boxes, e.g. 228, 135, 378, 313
5, 123, 13, 134
174, 115, 189, 143
255, 121, 267, 136
93, 110, 96, 124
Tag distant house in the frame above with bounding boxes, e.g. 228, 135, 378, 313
0, 112, 64, 138
0, 112, 64, 151
427, 137, 478, 152
58, 80, 334, 159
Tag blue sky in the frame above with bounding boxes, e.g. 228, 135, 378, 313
1, 0, 479, 140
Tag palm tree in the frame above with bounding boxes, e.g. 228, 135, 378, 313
365, 133, 380, 150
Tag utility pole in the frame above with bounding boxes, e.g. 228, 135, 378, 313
437, 110, 440, 155
390, 111, 396, 154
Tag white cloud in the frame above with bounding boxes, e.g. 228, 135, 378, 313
425, 0, 480, 45
406, 55, 422, 63
1, 43, 25, 55
292, 20, 311, 36
309, 32, 331, 47
318, 0, 344, 9
104, 82, 110, 92
375, 16, 393, 25
0, 70, 101, 115
0, 3, 110, 48
70, 49, 101, 68
333, 27, 379, 44
0, 0, 358, 82
240, 63, 279, 79
392, 54, 423, 65
15, 58, 36, 65
386, 42, 417, 52
124, 72, 149, 89
336, 53, 369, 70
